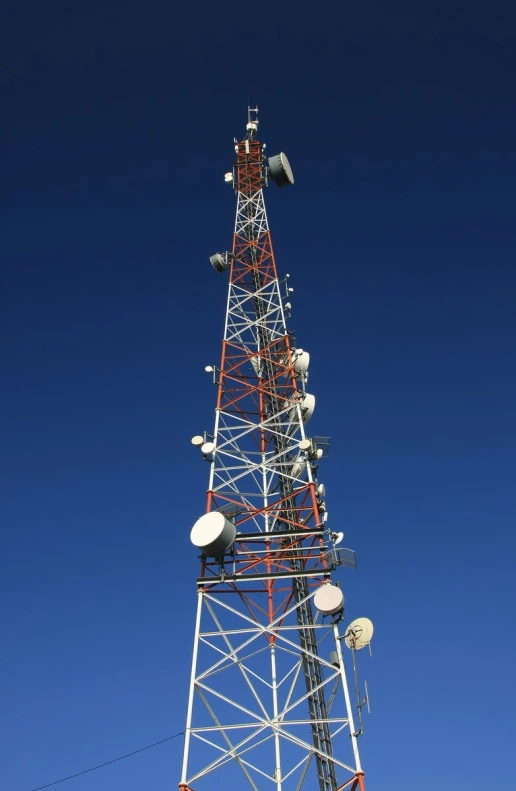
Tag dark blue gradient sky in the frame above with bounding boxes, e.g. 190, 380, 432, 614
1, 2, 515, 790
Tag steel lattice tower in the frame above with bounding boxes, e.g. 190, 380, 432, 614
179, 110, 369, 791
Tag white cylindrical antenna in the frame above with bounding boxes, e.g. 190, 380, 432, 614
190, 511, 236, 556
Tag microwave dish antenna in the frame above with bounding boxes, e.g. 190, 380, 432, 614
344, 617, 374, 651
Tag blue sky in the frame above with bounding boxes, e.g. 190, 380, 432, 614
1, 2, 515, 790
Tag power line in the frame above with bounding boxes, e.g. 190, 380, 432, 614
30, 732, 184, 790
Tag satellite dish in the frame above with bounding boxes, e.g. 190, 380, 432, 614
201, 441, 215, 455
268, 152, 294, 188
191, 435, 204, 447
344, 618, 374, 651
298, 439, 311, 451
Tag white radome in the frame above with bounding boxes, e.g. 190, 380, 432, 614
314, 583, 344, 615
190, 511, 236, 556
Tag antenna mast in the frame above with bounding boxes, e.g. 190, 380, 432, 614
179, 110, 372, 791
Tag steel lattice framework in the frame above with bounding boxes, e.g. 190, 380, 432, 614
179, 112, 367, 791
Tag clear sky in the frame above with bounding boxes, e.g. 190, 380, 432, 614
1, 2, 515, 790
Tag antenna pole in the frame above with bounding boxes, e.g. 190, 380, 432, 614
333, 623, 363, 776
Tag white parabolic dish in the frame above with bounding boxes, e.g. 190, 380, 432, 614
314, 583, 344, 615
344, 617, 374, 650
190, 511, 236, 556
301, 393, 315, 423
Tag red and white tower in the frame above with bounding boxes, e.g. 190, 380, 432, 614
180, 109, 373, 791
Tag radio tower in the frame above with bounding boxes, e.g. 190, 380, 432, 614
180, 109, 373, 791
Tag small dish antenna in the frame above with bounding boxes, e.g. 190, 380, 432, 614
191, 435, 204, 447
201, 441, 215, 455
298, 439, 311, 451
317, 483, 325, 498
331, 531, 344, 546
344, 617, 374, 651
314, 583, 344, 615
224, 172, 233, 183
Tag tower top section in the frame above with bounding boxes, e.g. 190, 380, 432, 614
225, 107, 295, 191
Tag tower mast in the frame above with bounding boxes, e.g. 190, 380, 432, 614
180, 110, 370, 791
